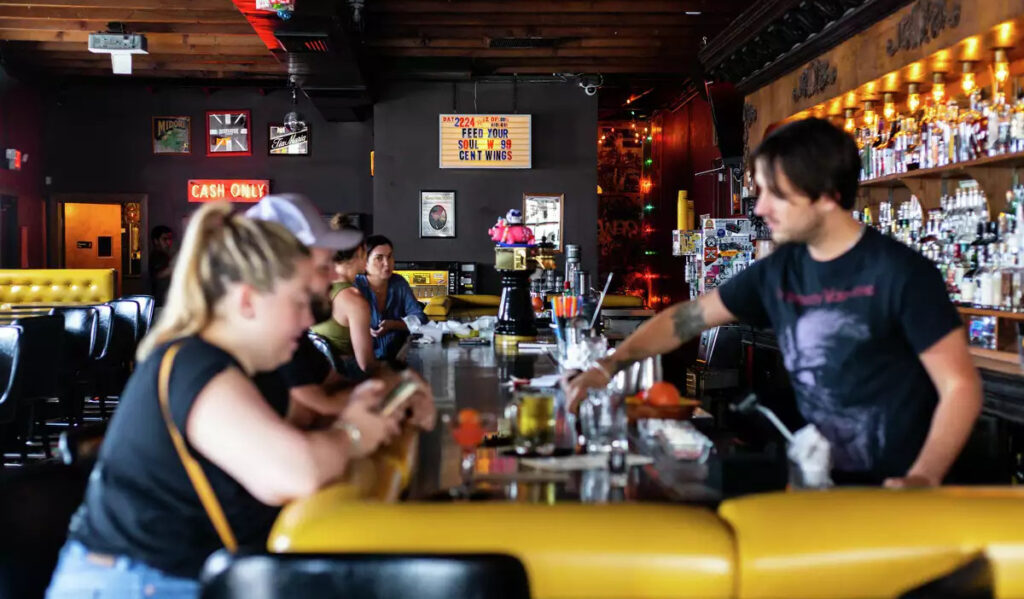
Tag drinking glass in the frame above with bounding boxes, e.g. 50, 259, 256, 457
505, 387, 557, 455
578, 389, 627, 454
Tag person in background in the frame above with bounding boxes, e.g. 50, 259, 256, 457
149, 225, 174, 307
47, 202, 401, 599
245, 195, 435, 430
565, 118, 982, 488
311, 214, 378, 379
355, 235, 429, 361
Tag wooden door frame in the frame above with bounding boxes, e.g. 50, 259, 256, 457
52, 194, 148, 277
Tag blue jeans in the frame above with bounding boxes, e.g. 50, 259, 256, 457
46, 540, 200, 599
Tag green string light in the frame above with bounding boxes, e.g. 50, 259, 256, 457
644, 204, 654, 211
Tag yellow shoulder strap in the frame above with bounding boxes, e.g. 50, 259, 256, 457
157, 342, 239, 553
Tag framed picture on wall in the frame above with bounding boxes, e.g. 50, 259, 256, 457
206, 110, 251, 156
152, 116, 191, 155
523, 192, 564, 251
268, 122, 311, 156
420, 191, 455, 238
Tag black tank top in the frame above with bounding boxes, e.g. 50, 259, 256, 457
68, 336, 287, 578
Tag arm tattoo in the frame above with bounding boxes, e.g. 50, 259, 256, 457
672, 301, 706, 344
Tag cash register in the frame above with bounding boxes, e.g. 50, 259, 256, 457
685, 325, 742, 398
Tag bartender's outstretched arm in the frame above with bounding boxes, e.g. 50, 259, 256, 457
563, 290, 737, 408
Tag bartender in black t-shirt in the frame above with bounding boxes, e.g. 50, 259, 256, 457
566, 118, 982, 487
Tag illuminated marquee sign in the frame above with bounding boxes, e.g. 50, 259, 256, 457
187, 179, 270, 203
439, 114, 531, 169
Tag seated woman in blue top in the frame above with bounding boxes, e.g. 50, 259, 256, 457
354, 235, 428, 360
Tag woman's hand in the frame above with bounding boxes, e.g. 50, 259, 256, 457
371, 319, 405, 337
340, 379, 401, 458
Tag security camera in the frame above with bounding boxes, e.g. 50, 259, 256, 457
584, 85, 598, 96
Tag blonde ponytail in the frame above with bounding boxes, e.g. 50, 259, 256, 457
137, 201, 310, 359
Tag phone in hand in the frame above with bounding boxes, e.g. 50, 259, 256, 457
380, 379, 420, 417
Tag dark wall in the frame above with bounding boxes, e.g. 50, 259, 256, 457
44, 84, 372, 287
0, 79, 46, 267
372, 81, 598, 294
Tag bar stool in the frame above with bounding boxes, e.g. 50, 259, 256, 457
92, 304, 135, 418
200, 552, 531, 599
120, 294, 155, 339
10, 315, 65, 459
0, 326, 21, 462
48, 307, 97, 428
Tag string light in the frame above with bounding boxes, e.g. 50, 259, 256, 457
907, 82, 921, 113
931, 72, 946, 103
641, 179, 653, 193
643, 204, 654, 211
882, 92, 896, 120
960, 61, 977, 94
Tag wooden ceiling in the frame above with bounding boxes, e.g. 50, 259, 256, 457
0, 0, 745, 84
0, 0, 286, 82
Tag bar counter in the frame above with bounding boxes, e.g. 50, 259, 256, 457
266, 340, 1024, 599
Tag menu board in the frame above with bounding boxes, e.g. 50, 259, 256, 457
439, 114, 531, 169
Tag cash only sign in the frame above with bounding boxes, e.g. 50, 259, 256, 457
439, 114, 531, 169
187, 179, 270, 203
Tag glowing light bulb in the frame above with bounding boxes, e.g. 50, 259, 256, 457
862, 100, 876, 126
960, 61, 977, 94
844, 108, 857, 132
931, 72, 946, 103
882, 92, 896, 120
907, 82, 921, 113
994, 48, 1011, 85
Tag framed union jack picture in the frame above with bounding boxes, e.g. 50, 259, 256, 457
206, 110, 251, 156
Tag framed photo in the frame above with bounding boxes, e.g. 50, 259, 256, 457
268, 122, 310, 156
206, 110, 251, 156
523, 193, 564, 251
152, 116, 190, 154
420, 191, 455, 238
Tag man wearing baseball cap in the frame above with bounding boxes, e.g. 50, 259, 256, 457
246, 194, 435, 431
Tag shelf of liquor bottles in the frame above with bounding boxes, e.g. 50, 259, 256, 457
959, 306, 1024, 321
861, 150, 1024, 189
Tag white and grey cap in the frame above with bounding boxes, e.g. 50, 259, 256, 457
245, 193, 362, 251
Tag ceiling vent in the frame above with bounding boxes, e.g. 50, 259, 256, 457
275, 30, 334, 53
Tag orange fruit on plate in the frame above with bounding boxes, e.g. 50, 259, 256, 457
646, 381, 681, 407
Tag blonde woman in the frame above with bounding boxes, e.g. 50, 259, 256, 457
311, 214, 377, 378
46, 202, 400, 599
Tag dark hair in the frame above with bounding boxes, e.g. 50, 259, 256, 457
151, 225, 172, 243
364, 234, 394, 257
328, 213, 363, 262
751, 118, 860, 210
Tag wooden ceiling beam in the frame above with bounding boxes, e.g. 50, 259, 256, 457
7, 40, 273, 55
367, 37, 673, 49
365, 25, 717, 38
3, 0, 232, 9
0, 30, 268, 47
39, 60, 284, 74
372, 47, 690, 58
371, 13, 731, 26
0, 19, 256, 35
368, 1, 742, 14
0, 7, 246, 23
12, 49, 279, 64
47, 67, 284, 79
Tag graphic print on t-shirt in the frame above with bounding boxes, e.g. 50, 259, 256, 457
776, 307, 878, 471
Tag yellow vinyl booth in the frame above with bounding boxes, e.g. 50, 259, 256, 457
0, 269, 116, 306
268, 482, 1024, 599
